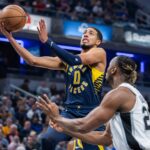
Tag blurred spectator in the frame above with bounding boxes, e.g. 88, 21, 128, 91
2, 96, 15, 117
26, 103, 41, 121
55, 71, 65, 80
70, 11, 79, 21
31, 114, 43, 134
57, 0, 71, 13
16, 144, 26, 150
36, 81, 51, 98
15, 100, 27, 126
75, 2, 88, 14
0, 129, 9, 149
32, 0, 46, 13
23, 1, 32, 13
20, 121, 32, 141
2, 117, 13, 137
50, 83, 58, 96
7, 124, 19, 143
7, 135, 20, 150
25, 131, 41, 150
20, 79, 30, 92
112, 0, 128, 21
92, 0, 103, 17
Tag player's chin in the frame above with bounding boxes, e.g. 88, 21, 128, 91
80, 44, 93, 50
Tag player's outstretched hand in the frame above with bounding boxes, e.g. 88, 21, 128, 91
0, 22, 12, 38
36, 94, 60, 119
37, 19, 48, 43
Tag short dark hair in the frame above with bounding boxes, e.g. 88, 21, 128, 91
89, 27, 103, 41
116, 56, 137, 84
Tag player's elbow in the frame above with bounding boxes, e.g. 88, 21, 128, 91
26, 57, 37, 66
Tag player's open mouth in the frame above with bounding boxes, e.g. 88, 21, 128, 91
82, 39, 89, 42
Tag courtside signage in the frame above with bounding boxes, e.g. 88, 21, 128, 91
124, 29, 150, 47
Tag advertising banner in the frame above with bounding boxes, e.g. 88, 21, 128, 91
124, 28, 150, 47
63, 20, 112, 41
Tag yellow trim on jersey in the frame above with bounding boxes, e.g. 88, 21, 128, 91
73, 139, 83, 150
87, 66, 104, 93
74, 138, 104, 150
77, 139, 83, 149
98, 145, 105, 150
91, 67, 104, 83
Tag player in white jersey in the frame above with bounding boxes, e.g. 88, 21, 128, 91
36, 56, 150, 150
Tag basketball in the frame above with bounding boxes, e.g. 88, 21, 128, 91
0, 5, 27, 32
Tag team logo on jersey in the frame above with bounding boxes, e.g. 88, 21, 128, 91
68, 65, 88, 94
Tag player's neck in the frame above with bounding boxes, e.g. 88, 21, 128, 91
111, 76, 125, 89
82, 47, 96, 53
81, 45, 97, 52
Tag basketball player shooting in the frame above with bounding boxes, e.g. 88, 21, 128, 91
0, 19, 107, 150
37, 56, 150, 150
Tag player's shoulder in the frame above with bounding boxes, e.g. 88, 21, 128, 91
90, 47, 106, 57
93, 48, 106, 56
94, 47, 106, 52
104, 87, 129, 102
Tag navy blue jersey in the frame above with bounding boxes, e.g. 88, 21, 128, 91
64, 64, 104, 107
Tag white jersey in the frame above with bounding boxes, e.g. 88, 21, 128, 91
110, 83, 150, 150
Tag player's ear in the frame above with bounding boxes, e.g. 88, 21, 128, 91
111, 67, 117, 74
96, 39, 101, 46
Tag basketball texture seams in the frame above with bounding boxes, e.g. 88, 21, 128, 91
0, 5, 27, 32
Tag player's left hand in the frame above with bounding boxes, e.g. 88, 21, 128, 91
36, 94, 60, 119
0, 22, 12, 38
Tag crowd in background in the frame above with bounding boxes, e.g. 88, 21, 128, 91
0, 0, 131, 24
0, 78, 65, 150
0, 76, 149, 150
0, 0, 149, 150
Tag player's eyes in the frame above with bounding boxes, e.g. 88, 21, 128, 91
89, 32, 94, 35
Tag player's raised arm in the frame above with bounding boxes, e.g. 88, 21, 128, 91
0, 22, 66, 70
38, 19, 106, 66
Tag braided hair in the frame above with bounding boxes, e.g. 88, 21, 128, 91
116, 56, 137, 84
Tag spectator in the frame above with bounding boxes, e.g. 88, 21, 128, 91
50, 83, 58, 96
92, 0, 103, 17
6, 124, 19, 143
74, 2, 88, 14
15, 101, 27, 126
36, 81, 51, 98
20, 79, 30, 92
2, 117, 13, 137
8, 135, 20, 150
31, 114, 43, 134
32, 0, 46, 13
20, 121, 32, 141
25, 131, 41, 150
0, 129, 9, 149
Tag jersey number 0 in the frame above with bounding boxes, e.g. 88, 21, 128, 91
73, 70, 81, 85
